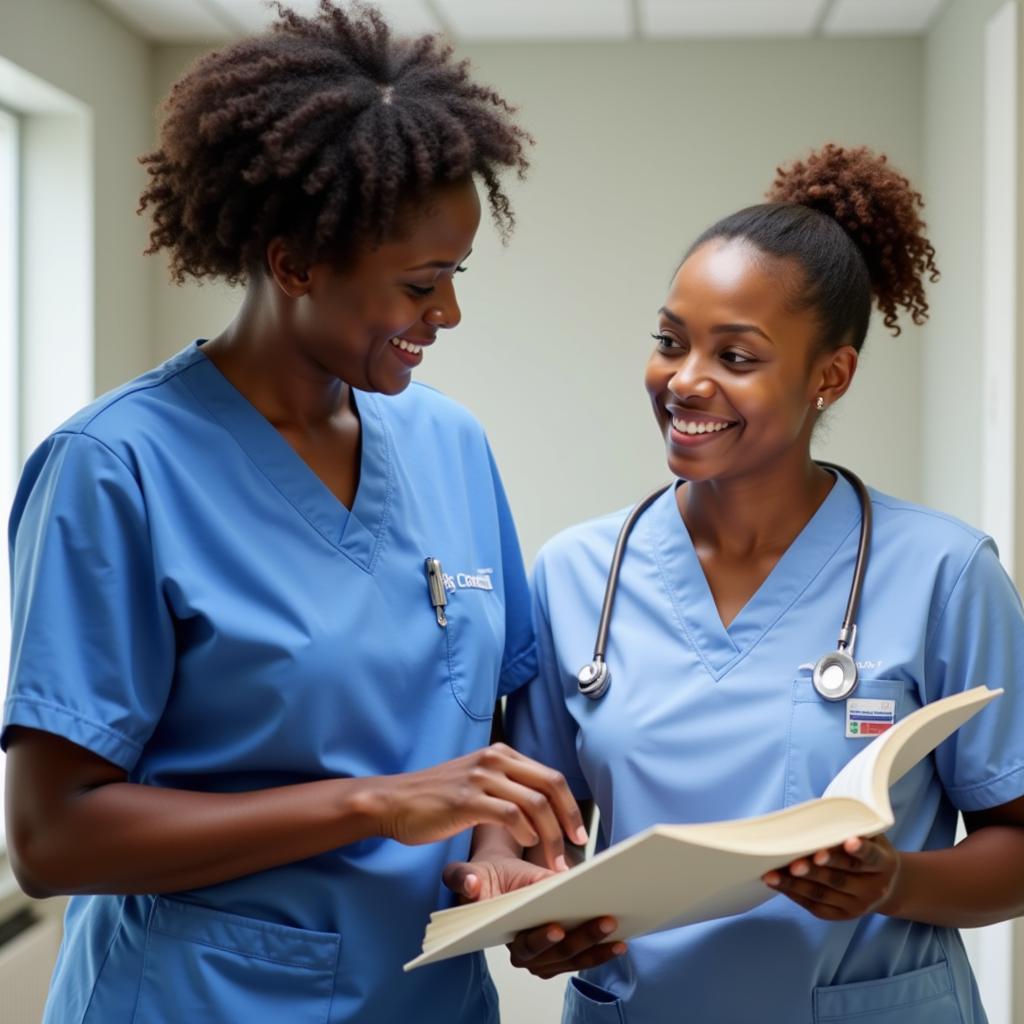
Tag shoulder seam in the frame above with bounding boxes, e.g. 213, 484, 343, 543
74, 356, 202, 436
50, 429, 141, 487
869, 495, 986, 541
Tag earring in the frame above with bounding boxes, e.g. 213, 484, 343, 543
815, 396, 825, 411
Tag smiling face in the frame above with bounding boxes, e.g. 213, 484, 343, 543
645, 238, 855, 483
270, 177, 482, 396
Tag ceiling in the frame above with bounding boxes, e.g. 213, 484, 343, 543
91, 0, 950, 44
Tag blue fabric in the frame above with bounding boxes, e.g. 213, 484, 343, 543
509, 476, 1024, 1024
3, 341, 535, 1023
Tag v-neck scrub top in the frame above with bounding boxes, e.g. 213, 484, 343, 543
2, 342, 537, 1024
508, 477, 1024, 1024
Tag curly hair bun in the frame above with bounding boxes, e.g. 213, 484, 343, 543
768, 144, 939, 335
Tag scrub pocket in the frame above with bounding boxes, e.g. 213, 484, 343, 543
562, 976, 627, 1024
812, 961, 962, 1023
443, 584, 505, 721
132, 897, 339, 1024
785, 677, 923, 807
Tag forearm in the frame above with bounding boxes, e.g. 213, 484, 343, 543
13, 777, 381, 898
12, 718, 587, 897
883, 826, 1024, 928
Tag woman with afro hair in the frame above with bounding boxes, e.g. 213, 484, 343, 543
2, 4, 589, 1021
451, 145, 1024, 1023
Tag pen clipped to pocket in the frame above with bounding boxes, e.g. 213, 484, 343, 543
424, 557, 448, 627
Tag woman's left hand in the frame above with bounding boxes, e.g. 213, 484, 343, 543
443, 854, 554, 903
762, 835, 902, 921
443, 855, 627, 978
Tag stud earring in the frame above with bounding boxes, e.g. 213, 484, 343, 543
815, 396, 825, 411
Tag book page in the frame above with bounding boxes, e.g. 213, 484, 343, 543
406, 797, 883, 971
820, 730, 888, 806
822, 686, 1001, 819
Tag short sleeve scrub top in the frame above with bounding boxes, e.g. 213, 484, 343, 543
3, 341, 537, 1024
510, 477, 1024, 1024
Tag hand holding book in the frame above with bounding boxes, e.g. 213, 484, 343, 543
408, 686, 1002, 972
762, 832, 903, 921
442, 851, 626, 978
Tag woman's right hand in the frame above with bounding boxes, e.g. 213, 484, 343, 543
361, 742, 589, 871
4, 730, 584, 897
506, 917, 628, 980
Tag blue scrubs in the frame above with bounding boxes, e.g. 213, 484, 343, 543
2, 341, 536, 1024
509, 476, 1024, 1024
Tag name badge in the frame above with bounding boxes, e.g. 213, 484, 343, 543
846, 698, 896, 738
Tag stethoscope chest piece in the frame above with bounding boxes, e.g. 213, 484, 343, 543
577, 659, 611, 700
812, 650, 858, 702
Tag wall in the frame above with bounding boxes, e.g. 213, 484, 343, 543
924, 6, 1024, 1019
921, 0, 1007, 526
151, 37, 925, 563
0, 0, 154, 395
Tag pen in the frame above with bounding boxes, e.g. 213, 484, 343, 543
424, 558, 448, 627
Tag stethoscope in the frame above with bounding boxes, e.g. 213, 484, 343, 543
577, 462, 872, 704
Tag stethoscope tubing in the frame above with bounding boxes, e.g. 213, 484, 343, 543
579, 462, 872, 702
819, 462, 872, 654
590, 483, 672, 666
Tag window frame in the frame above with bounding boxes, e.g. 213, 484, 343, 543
0, 102, 21, 853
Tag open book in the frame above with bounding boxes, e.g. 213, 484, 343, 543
405, 685, 1001, 971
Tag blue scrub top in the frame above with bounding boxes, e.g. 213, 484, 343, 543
509, 476, 1024, 1024
3, 342, 537, 1024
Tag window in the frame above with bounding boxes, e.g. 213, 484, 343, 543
0, 106, 19, 848
0, 62, 93, 863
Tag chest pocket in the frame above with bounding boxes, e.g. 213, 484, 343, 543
440, 570, 506, 721
784, 677, 925, 807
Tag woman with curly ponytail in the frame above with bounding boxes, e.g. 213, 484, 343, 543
458, 144, 1024, 1023
1, 4, 590, 1022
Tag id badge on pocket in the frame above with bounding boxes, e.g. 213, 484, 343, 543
845, 698, 896, 738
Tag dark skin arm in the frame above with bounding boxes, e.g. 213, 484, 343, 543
4, 725, 588, 899
762, 794, 1024, 927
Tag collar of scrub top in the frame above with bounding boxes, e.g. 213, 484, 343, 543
182, 342, 393, 572
576, 462, 872, 703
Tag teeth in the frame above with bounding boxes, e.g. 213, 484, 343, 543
390, 337, 423, 355
671, 417, 733, 435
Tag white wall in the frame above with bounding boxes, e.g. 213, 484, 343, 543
922, 0, 1010, 527
924, 5, 1024, 1019
0, 0, 154, 395
151, 37, 925, 563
